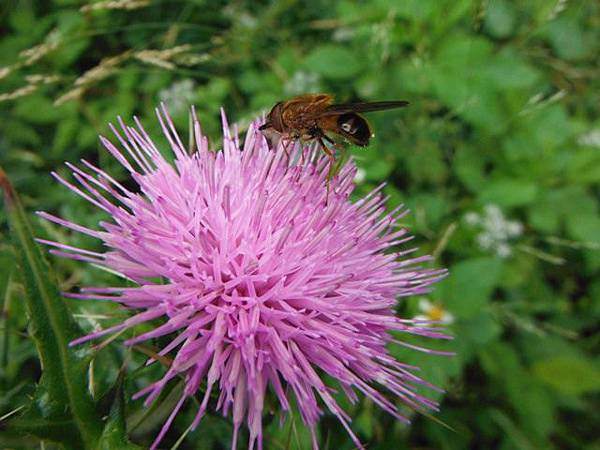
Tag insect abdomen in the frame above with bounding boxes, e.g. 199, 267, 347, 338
337, 113, 371, 146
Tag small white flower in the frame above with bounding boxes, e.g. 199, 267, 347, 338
578, 129, 600, 148
159, 79, 196, 114
284, 71, 322, 95
506, 221, 523, 237
464, 212, 481, 226
332, 27, 355, 42
354, 167, 366, 184
496, 242, 512, 257
414, 298, 454, 325
476, 232, 495, 250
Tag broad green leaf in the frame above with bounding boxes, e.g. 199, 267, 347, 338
303, 45, 361, 80
361, 155, 393, 181
394, 0, 437, 21
484, 0, 517, 38
544, 16, 591, 61
405, 192, 450, 231
443, 257, 503, 318
51, 12, 89, 68
479, 341, 521, 380
514, 382, 554, 442
405, 145, 448, 185
8, 5, 36, 31
459, 311, 501, 346
454, 146, 487, 192
431, 35, 492, 108
394, 60, 432, 95
528, 201, 560, 234
434, 34, 493, 67
478, 179, 538, 208
529, 186, 597, 233
484, 52, 539, 90
0, 168, 103, 448
566, 214, 600, 242
531, 356, 600, 396
566, 147, 600, 184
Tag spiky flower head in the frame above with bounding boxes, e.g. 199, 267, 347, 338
38, 105, 449, 449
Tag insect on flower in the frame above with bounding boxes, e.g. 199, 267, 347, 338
259, 93, 409, 165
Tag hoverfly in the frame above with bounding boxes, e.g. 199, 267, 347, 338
259, 93, 409, 163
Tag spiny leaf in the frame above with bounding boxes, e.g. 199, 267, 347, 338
96, 371, 144, 450
0, 167, 103, 448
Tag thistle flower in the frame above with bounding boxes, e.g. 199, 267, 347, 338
38, 105, 449, 449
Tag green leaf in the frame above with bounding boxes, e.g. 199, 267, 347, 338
566, 214, 600, 242
489, 409, 537, 450
13, 95, 63, 124
529, 186, 597, 233
0, 248, 15, 393
360, 155, 393, 181
96, 372, 144, 450
443, 257, 503, 318
52, 117, 80, 158
0, 168, 103, 448
531, 356, 600, 396
0, 249, 13, 303
484, 51, 539, 89
484, 0, 517, 39
545, 16, 592, 61
266, 401, 315, 450
566, 147, 600, 184
454, 145, 487, 192
478, 179, 538, 208
303, 45, 361, 80
459, 311, 501, 346
395, 0, 438, 21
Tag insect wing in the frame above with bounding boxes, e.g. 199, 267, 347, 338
319, 100, 409, 117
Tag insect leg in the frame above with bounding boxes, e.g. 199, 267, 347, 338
318, 137, 336, 203
322, 135, 345, 155
318, 137, 336, 168
319, 136, 344, 183
281, 136, 292, 163
322, 135, 348, 177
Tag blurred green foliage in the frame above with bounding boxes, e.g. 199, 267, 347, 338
1, 0, 599, 449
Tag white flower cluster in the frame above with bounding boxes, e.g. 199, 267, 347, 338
158, 79, 196, 114
285, 71, 322, 95
464, 204, 523, 257
578, 129, 600, 148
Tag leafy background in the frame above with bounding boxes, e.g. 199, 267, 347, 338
1, 0, 599, 449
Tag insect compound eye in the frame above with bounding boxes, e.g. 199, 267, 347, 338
269, 102, 284, 132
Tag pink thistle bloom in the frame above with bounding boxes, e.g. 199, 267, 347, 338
38, 105, 450, 450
